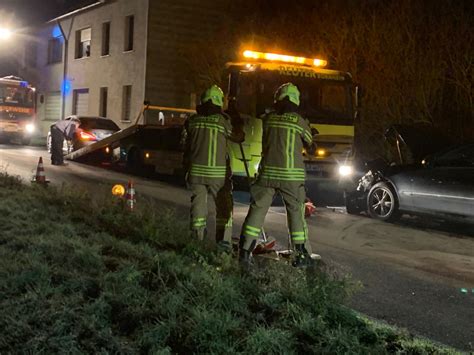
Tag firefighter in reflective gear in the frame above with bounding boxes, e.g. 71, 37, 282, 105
184, 85, 244, 250
239, 83, 315, 267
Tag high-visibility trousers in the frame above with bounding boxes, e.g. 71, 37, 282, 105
240, 181, 308, 251
189, 175, 233, 242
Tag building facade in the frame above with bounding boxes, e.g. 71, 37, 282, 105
20, 0, 226, 137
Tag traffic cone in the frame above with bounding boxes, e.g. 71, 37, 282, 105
125, 180, 136, 211
31, 157, 49, 185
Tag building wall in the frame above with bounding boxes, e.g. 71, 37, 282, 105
20, 0, 148, 137
20, 24, 64, 136
145, 0, 228, 109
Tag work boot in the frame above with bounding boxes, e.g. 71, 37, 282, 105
292, 244, 312, 268
217, 240, 232, 254
238, 237, 255, 270
238, 249, 252, 270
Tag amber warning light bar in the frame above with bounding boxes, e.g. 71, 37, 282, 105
243, 50, 327, 67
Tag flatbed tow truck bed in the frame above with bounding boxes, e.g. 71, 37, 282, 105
65, 105, 195, 173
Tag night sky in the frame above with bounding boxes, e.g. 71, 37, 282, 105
0, 0, 93, 26
0, 0, 94, 76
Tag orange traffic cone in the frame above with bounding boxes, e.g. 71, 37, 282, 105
125, 180, 136, 211
32, 157, 49, 185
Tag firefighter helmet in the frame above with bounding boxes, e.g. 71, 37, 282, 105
201, 85, 224, 107
274, 83, 300, 106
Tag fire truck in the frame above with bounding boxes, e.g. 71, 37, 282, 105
0, 76, 37, 145
66, 49, 359, 184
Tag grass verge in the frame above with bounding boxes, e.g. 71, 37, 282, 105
0, 172, 460, 354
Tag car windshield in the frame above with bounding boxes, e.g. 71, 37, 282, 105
79, 117, 120, 131
0, 84, 35, 108
255, 70, 353, 125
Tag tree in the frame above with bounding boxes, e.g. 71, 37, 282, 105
184, 0, 474, 156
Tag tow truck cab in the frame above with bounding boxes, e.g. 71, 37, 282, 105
226, 50, 357, 182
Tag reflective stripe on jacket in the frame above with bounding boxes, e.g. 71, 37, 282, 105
259, 112, 313, 182
185, 113, 232, 182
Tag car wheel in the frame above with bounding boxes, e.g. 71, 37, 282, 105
367, 182, 400, 221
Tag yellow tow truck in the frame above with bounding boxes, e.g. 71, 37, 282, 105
226, 50, 359, 184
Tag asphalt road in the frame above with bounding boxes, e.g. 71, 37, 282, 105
1, 144, 473, 351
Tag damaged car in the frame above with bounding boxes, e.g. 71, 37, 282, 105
345, 124, 474, 223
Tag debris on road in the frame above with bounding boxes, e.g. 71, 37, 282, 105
327, 206, 347, 213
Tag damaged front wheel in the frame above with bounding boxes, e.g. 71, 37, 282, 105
367, 182, 400, 222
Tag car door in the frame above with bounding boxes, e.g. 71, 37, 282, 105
408, 144, 474, 217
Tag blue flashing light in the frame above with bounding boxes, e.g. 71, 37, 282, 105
62, 79, 72, 95
20, 81, 28, 88
52, 25, 62, 38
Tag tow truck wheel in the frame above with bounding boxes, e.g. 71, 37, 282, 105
126, 147, 141, 172
126, 147, 153, 175
367, 182, 400, 222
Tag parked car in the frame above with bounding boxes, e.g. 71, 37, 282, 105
47, 116, 120, 154
346, 124, 474, 223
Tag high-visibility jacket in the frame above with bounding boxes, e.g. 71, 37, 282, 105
185, 113, 233, 184
258, 111, 313, 183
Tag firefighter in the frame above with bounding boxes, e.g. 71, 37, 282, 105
50, 117, 80, 166
239, 82, 316, 267
184, 85, 244, 250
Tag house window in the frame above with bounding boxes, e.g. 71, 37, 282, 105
47, 37, 63, 64
122, 85, 132, 121
75, 27, 91, 59
124, 15, 134, 51
99, 87, 108, 117
101, 22, 110, 56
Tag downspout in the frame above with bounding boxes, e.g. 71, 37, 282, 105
57, 18, 75, 120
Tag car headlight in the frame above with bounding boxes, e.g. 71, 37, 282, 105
25, 123, 35, 134
338, 165, 353, 177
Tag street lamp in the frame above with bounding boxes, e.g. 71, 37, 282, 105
0, 27, 12, 40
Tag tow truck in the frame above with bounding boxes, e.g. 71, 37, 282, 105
227, 50, 358, 182
65, 49, 359, 185
0, 76, 37, 145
